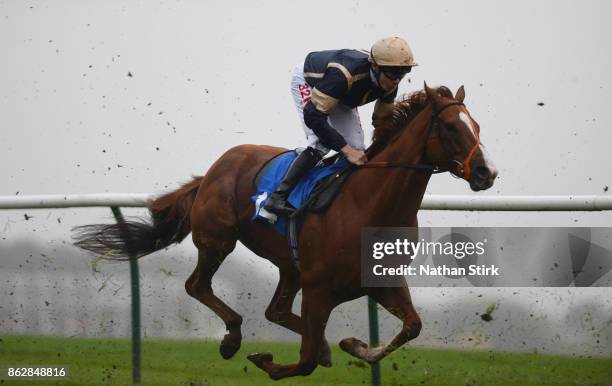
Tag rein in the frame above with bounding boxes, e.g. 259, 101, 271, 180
360, 101, 480, 180
358, 161, 447, 173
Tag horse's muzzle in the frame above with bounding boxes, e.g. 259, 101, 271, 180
469, 164, 498, 191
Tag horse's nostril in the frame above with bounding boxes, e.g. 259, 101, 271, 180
474, 166, 490, 179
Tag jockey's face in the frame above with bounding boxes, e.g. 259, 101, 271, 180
378, 70, 402, 91
372, 63, 409, 92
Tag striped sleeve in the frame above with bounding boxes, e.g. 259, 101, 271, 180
310, 67, 348, 114
373, 86, 398, 119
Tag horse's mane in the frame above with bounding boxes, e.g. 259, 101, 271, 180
370, 86, 453, 152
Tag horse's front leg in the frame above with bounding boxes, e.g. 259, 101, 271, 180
340, 285, 422, 363
248, 285, 334, 380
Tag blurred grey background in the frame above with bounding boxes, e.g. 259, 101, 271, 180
1, 0, 611, 356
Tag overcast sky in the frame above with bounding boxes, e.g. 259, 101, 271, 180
1, 0, 611, 353
1, 0, 611, 198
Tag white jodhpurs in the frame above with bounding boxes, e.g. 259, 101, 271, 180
290, 63, 365, 155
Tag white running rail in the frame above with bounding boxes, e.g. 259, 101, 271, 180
1, 193, 612, 211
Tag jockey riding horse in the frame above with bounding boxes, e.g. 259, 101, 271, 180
263, 36, 417, 215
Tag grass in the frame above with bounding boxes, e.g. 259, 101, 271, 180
0, 336, 611, 385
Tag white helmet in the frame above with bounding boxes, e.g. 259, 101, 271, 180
370, 36, 417, 71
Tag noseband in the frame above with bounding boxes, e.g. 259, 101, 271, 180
362, 101, 481, 180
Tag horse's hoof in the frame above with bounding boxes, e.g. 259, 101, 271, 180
219, 334, 241, 359
318, 341, 333, 367
247, 352, 274, 369
339, 337, 368, 358
318, 356, 332, 368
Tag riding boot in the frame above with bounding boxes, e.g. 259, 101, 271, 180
263, 147, 323, 215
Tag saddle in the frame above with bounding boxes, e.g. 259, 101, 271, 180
252, 150, 355, 233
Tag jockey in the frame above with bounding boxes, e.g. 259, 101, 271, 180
264, 36, 417, 216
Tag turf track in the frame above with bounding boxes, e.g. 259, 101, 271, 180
1, 336, 610, 385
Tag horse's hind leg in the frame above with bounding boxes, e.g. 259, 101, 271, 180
264, 269, 332, 367
339, 285, 422, 363
186, 216, 243, 359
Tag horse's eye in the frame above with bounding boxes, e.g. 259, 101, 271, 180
445, 123, 456, 131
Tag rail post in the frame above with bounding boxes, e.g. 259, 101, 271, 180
368, 296, 381, 386
110, 206, 141, 384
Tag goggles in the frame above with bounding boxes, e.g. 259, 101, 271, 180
380, 65, 412, 81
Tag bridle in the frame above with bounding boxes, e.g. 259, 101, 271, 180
428, 101, 481, 180
360, 101, 481, 180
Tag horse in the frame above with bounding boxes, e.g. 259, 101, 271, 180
73, 83, 497, 380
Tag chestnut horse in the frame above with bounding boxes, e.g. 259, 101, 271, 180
73, 83, 497, 380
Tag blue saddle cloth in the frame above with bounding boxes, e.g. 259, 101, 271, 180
252, 150, 349, 235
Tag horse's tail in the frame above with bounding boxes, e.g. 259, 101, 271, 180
72, 176, 203, 261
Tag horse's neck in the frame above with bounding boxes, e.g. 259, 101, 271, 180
373, 105, 432, 164
364, 106, 434, 226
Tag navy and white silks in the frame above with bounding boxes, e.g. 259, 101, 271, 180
290, 49, 397, 155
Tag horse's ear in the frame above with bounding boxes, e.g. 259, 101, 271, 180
455, 85, 465, 102
424, 82, 438, 103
